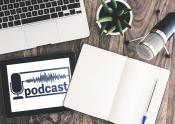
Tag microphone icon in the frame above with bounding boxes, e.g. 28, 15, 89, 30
10, 73, 24, 100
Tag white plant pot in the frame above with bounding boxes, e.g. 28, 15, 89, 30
96, 0, 133, 35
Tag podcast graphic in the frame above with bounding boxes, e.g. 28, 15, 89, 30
7, 58, 71, 112
10, 67, 70, 100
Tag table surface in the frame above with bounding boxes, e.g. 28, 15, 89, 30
0, 0, 175, 124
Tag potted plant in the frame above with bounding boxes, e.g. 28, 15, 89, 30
96, 0, 133, 35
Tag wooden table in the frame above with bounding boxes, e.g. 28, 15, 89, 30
0, 0, 175, 123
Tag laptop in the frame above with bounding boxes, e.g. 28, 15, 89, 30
0, 0, 90, 54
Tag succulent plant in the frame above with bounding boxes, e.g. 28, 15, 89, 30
97, 0, 132, 35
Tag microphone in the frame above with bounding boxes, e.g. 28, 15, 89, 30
10, 73, 24, 100
136, 13, 175, 60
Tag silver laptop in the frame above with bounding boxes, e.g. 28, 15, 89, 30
0, 0, 89, 54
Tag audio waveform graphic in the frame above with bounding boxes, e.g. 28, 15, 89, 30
25, 72, 68, 83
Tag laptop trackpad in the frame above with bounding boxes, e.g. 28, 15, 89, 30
24, 20, 59, 48
0, 27, 27, 54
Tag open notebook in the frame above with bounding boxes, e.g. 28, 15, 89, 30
64, 44, 170, 124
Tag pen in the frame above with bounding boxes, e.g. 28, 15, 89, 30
142, 80, 158, 124
142, 115, 147, 124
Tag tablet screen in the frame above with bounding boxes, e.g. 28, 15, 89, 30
1, 53, 75, 117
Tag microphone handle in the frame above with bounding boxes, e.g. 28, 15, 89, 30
21, 81, 24, 93
154, 13, 175, 40
10, 82, 16, 95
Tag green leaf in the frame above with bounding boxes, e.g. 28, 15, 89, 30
101, 0, 109, 10
96, 16, 113, 23
106, 25, 116, 35
101, 0, 113, 14
121, 19, 131, 28
101, 23, 107, 35
116, 10, 125, 16
123, 8, 132, 14
108, 7, 114, 14
111, 0, 117, 9
116, 19, 123, 35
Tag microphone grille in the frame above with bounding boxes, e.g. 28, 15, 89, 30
136, 43, 154, 60
136, 32, 164, 60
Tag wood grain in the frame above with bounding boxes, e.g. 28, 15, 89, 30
0, 0, 175, 123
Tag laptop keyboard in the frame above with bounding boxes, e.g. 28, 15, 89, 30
0, 0, 82, 29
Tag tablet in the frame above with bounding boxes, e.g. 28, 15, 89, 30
0, 53, 76, 117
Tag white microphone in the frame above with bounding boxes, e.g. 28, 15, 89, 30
136, 13, 175, 60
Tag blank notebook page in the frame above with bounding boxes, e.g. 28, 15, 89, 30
109, 58, 159, 124
64, 44, 127, 120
